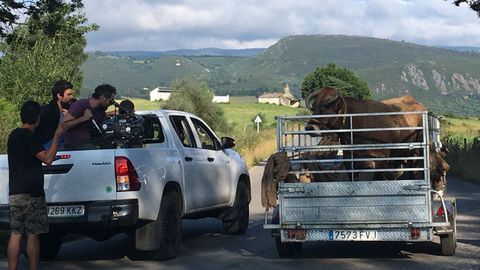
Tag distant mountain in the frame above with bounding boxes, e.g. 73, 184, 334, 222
437, 46, 480, 53
82, 34, 480, 116
98, 48, 265, 58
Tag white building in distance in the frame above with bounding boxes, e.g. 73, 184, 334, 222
150, 87, 172, 101
258, 84, 299, 107
212, 95, 230, 103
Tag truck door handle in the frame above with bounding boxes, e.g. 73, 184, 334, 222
207, 157, 214, 162
42, 164, 73, 174
185, 156, 193, 162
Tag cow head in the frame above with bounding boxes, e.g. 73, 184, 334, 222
304, 87, 345, 134
430, 147, 450, 192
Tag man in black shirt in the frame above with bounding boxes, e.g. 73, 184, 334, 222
34, 80, 75, 149
7, 101, 65, 270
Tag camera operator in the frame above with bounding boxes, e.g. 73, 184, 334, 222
63, 84, 117, 150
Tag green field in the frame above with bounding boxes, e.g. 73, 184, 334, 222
125, 97, 302, 128
442, 117, 480, 138
219, 103, 302, 129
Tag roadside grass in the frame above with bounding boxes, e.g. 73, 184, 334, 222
229, 128, 277, 168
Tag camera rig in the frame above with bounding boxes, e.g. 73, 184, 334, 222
93, 101, 145, 147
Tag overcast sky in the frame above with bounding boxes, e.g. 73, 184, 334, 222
83, 0, 480, 51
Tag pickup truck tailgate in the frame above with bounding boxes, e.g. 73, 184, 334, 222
43, 149, 117, 202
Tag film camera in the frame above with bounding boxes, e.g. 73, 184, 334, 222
100, 114, 144, 144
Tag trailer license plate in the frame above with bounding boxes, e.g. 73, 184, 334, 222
48, 205, 84, 217
328, 230, 378, 241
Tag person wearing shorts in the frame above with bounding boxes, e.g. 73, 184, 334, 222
7, 101, 66, 270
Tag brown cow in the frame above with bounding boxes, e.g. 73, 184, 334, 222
382, 96, 450, 191
304, 87, 426, 180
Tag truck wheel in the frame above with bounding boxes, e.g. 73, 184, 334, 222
39, 233, 62, 261
275, 236, 302, 257
146, 191, 183, 260
223, 182, 249, 234
441, 216, 457, 256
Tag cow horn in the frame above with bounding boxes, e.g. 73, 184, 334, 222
320, 92, 340, 107
305, 88, 340, 111
305, 90, 322, 111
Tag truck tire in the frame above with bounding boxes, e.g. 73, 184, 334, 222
223, 181, 249, 234
441, 216, 457, 256
275, 236, 302, 257
145, 191, 183, 260
39, 233, 62, 261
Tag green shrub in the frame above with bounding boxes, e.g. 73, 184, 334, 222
444, 136, 480, 183
0, 99, 19, 154
162, 79, 229, 132
300, 63, 371, 99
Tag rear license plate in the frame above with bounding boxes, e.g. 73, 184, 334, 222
48, 205, 85, 217
328, 230, 378, 241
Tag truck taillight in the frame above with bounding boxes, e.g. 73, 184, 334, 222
115, 156, 141, 192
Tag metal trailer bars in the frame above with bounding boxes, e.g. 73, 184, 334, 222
275, 111, 432, 182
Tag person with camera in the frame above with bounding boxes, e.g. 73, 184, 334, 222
63, 84, 117, 150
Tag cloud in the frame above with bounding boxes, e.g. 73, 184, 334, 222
83, 0, 480, 51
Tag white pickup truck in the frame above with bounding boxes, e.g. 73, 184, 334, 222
0, 109, 251, 260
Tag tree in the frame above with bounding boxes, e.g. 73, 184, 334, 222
0, 98, 18, 153
0, 0, 89, 40
0, 0, 26, 38
0, 0, 98, 105
0, 0, 97, 153
162, 79, 229, 132
300, 63, 371, 99
449, 0, 480, 17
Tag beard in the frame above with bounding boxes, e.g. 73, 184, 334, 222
60, 101, 71, 110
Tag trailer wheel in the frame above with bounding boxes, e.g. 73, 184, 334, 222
441, 216, 457, 256
275, 237, 302, 257
39, 233, 62, 261
223, 181, 250, 234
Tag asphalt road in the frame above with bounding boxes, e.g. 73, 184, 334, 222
1, 164, 479, 270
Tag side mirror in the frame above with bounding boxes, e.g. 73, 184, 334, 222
221, 137, 235, 149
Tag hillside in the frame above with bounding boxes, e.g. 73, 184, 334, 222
81, 34, 480, 116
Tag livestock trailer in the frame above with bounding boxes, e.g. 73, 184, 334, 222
263, 111, 456, 257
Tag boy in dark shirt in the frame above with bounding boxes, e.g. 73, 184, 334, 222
7, 101, 66, 270
34, 80, 75, 149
